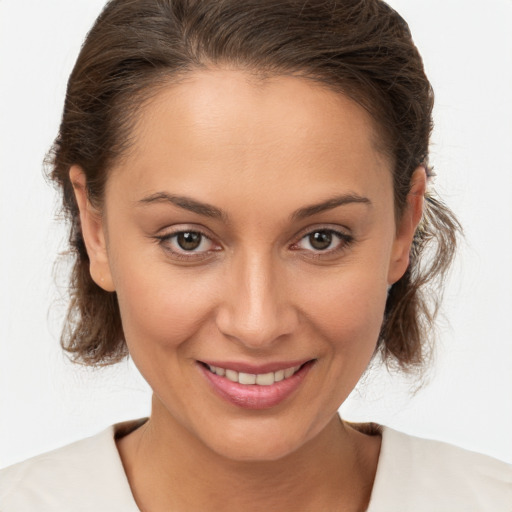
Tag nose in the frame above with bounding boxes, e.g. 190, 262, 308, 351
215, 251, 299, 350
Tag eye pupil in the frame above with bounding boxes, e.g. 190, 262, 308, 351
309, 231, 332, 250
177, 232, 202, 251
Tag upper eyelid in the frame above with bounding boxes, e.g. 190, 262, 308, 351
291, 227, 353, 253
293, 224, 352, 241
156, 224, 215, 240
154, 231, 219, 261
159, 231, 216, 247
152, 225, 217, 248
154, 224, 352, 249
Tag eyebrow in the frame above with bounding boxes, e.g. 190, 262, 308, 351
137, 191, 371, 222
138, 192, 227, 221
291, 194, 371, 220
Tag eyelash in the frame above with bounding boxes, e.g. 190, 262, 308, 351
153, 227, 354, 261
291, 228, 354, 259
153, 228, 219, 261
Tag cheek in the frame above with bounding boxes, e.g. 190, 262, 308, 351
288, 265, 389, 424
298, 264, 389, 357
111, 250, 219, 356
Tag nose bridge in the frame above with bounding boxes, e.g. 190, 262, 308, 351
216, 248, 297, 348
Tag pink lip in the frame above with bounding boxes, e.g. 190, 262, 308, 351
198, 360, 314, 410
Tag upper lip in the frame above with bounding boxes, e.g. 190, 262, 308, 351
199, 359, 313, 374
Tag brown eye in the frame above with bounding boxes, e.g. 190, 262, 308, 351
176, 232, 203, 251
156, 228, 219, 260
294, 228, 352, 255
308, 231, 333, 250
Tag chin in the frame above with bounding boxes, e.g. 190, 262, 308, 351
195, 414, 326, 463
210, 432, 305, 463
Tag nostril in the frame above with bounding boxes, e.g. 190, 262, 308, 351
215, 304, 299, 349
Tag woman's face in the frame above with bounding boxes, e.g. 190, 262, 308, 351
77, 70, 418, 461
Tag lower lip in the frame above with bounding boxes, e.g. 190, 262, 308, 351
199, 362, 314, 410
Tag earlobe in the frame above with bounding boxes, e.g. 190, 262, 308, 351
69, 166, 115, 292
387, 166, 427, 285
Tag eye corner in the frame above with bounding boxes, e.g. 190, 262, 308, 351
290, 227, 355, 258
152, 226, 223, 263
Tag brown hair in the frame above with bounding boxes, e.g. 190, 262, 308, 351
48, 0, 460, 371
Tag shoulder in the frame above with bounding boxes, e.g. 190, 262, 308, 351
0, 421, 143, 512
367, 427, 512, 512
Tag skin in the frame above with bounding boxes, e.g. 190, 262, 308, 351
71, 69, 425, 511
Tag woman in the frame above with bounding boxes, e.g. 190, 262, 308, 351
1, 0, 510, 510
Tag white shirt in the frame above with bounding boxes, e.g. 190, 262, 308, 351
1, 419, 511, 511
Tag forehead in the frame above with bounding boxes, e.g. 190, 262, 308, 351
108, 69, 392, 208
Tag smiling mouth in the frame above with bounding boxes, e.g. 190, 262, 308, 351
199, 360, 315, 409
204, 363, 303, 386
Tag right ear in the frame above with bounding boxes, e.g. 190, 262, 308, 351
69, 166, 115, 292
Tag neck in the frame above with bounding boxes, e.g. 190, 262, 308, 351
116, 397, 380, 512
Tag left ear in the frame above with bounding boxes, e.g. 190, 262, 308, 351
387, 166, 427, 285
69, 166, 116, 292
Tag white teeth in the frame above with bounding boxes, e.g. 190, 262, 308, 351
238, 372, 257, 385
207, 363, 303, 385
284, 367, 296, 378
225, 369, 238, 382
256, 372, 275, 386
274, 369, 285, 382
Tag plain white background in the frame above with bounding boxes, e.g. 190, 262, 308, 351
1, 0, 511, 468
